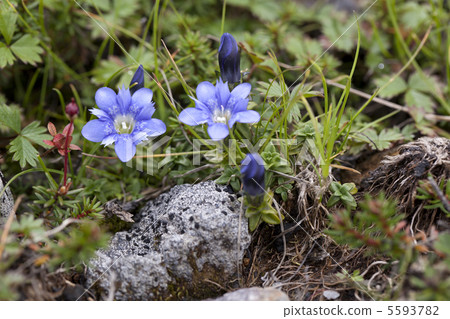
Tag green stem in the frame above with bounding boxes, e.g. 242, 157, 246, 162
221, 0, 227, 35
0, 168, 42, 199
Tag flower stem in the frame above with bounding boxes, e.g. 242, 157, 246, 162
221, 0, 227, 35
63, 120, 74, 187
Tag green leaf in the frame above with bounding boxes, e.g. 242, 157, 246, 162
261, 209, 281, 225
0, 10, 17, 45
10, 34, 43, 66
0, 42, 15, 68
319, 8, 356, 53
252, 1, 281, 22
400, 124, 416, 142
434, 233, 450, 256
9, 122, 51, 168
364, 128, 403, 151
248, 214, 261, 232
399, 2, 430, 31
408, 72, 440, 95
405, 89, 434, 113
256, 81, 284, 98
327, 195, 340, 207
21, 121, 52, 147
0, 104, 21, 133
375, 75, 408, 99
285, 36, 324, 66
10, 135, 39, 168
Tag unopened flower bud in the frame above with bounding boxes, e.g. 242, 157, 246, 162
218, 33, 241, 83
65, 98, 79, 119
240, 153, 265, 197
130, 65, 144, 95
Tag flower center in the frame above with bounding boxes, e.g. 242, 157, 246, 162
114, 115, 135, 134
213, 106, 231, 124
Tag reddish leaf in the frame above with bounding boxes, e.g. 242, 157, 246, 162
47, 122, 57, 136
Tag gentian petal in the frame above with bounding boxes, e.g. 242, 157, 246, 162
207, 123, 229, 141
130, 88, 155, 120
233, 110, 260, 124
131, 131, 148, 144
115, 135, 136, 162
101, 134, 117, 146
215, 78, 230, 107
196, 82, 217, 108
230, 82, 251, 100
179, 108, 210, 126
81, 119, 115, 143
231, 99, 249, 113
130, 65, 144, 95
95, 87, 118, 113
90, 108, 111, 120
189, 96, 212, 113
117, 85, 132, 114
139, 118, 167, 137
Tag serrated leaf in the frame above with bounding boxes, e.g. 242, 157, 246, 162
252, 1, 281, 22
375, 75, 408, 99
8, 122, 51, 168
0, 42, 15, 68
408, 72, 440, 94
364, 128, 403, 151
319, 8, 356, 53
405, 89, 434, 113
0, 104, 21, 133
285, 36, 323, 65
10, 34, 43, 66
21, 121, 52, 147
10, 135, 39, 168
256, 81, 284, 98
399, 2, 430, 31
400, 124, 416, 141
0, 10, 17, 45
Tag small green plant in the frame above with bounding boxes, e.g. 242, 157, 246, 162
0, 214, 109, 300
327, 193, 409, 259
408, 233, 450, 301
327, 181, 357, 210
416, 178, 450, 216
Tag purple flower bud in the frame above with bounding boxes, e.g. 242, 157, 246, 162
218, 33, 240, 83
130, 65, 144, 95
65, 98, 79, 118
241, 153, 265, 197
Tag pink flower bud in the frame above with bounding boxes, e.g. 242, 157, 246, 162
66, 98, 79, 118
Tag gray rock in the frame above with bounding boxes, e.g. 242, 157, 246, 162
87, 181, 251, 300
0, 169, 14, 225
323, 289, 340, 300
214, 287, 290, 301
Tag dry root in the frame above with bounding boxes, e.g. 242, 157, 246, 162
361, 137, 449, 230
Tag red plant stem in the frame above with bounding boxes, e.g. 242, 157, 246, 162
63, 120, 74, 187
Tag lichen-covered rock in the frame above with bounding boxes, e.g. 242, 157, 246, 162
214, 287, 290, 301
86, 181, 251, 300
0, 170, 14, 225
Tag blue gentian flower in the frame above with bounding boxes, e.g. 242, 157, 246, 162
130, 65, 144, 95
81, 86, 166, 162
241, 153, 265, 197
218, 33, 240, 83
178, 79, 260, 141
